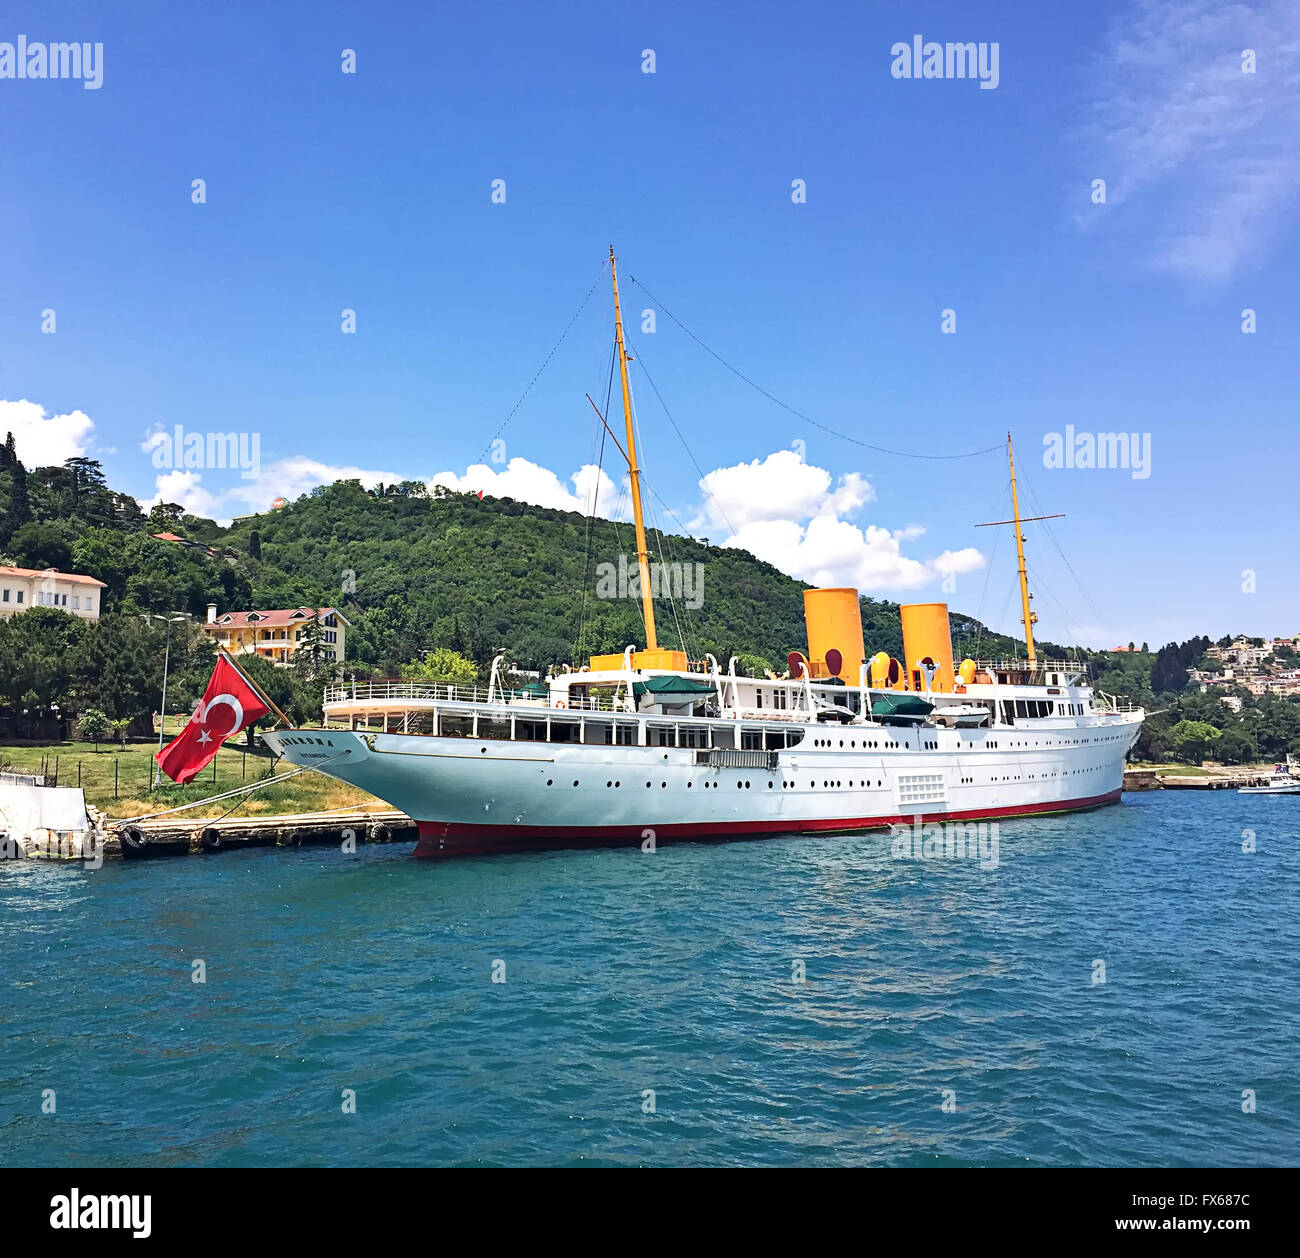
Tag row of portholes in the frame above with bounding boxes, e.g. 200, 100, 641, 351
545, 777, 883, 790
788, 779, 884, 789
814, 737, 902, 750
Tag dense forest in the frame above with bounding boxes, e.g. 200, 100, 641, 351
2, 442, 1297, 763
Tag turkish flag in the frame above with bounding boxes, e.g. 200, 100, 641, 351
155, 656, 271, 784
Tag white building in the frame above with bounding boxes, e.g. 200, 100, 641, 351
0, 566, 106, 620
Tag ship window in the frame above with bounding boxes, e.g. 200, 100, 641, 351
741, 728, 764, 751
773, 689, 787, 710
755, 689, 763, 708
615, 723, 637, 746
647, 724, 677, 747
679, 725, 708, 749
550, 720, 580, 744
479, 719, 510, 741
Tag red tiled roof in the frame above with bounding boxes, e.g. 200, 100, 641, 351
0, 565, 106, 587
207, 607, 350, 628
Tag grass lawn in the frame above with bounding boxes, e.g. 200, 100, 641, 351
0, 738, 382, 819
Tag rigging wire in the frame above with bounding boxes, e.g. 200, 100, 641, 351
624, 333, 739, 539
476, 264, 607, 466
575, 341, 619, 662
627, 381, 695, 661
627, 272, 1006, 461
1018, 468, 1113, 647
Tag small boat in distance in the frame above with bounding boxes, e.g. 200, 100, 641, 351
1238, 758, 1300, 795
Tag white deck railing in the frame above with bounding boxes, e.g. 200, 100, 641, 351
322, 680, 640, 714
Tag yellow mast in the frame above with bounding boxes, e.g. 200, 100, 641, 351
1007, 432, 1037, 666
610, 245, 657, 651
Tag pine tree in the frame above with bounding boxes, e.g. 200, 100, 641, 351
1, 458, 31, 546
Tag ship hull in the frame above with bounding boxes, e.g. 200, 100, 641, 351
411, 788, 1122, 858
264, 715, 1141, 861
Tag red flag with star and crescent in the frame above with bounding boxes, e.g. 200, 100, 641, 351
155, 655, 271, 784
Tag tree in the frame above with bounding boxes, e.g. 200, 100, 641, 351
401, 647, 478, 685
248, 529, 261, 559
0, 607, 92, 710
2, 457, 31, 544
147, 502, 185, 532
1170, 719, 1221, 765
292, 611, 339, 698
78, 707, 110, 750
736, 652, 774, 677
9, 521, 73, 570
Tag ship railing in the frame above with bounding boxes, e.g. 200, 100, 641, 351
322, 680, 632, 714
1095, 690, 1143, 714
967, 658, 1089, 676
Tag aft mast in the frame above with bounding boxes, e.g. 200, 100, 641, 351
609, 245, 658, 652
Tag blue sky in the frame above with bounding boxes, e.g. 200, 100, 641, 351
2, 0, 1297, 649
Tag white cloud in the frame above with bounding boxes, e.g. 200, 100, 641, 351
696, 449, 873, 532
694, 449, 985, 592
0, 398, 95, 465
430, 457, 622, 516
1078, 0, 1300, 281
140, 450, 627, 526
148, 469, 224, 520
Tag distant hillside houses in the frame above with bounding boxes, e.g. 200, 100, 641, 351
1194, 635, 1300, 701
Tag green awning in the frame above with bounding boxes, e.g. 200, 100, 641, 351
632, 675, 716, 698
871, 694, 934, 718
518, 681, 550, 697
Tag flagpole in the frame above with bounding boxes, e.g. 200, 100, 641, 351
219, 648, 294, 729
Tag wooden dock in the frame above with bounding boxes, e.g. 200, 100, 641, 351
108, 808, 415, 859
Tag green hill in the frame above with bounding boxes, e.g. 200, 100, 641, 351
3, 448, 1298, 763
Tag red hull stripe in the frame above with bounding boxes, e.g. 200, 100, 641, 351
412, 788, 1123, 859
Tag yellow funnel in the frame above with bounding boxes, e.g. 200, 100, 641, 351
803, 588, 865, 682
900, 602, 955, 693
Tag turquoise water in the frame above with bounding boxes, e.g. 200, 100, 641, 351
2, 791, 1297, 1167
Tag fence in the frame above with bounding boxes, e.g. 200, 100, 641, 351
4, 751, 267, 799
